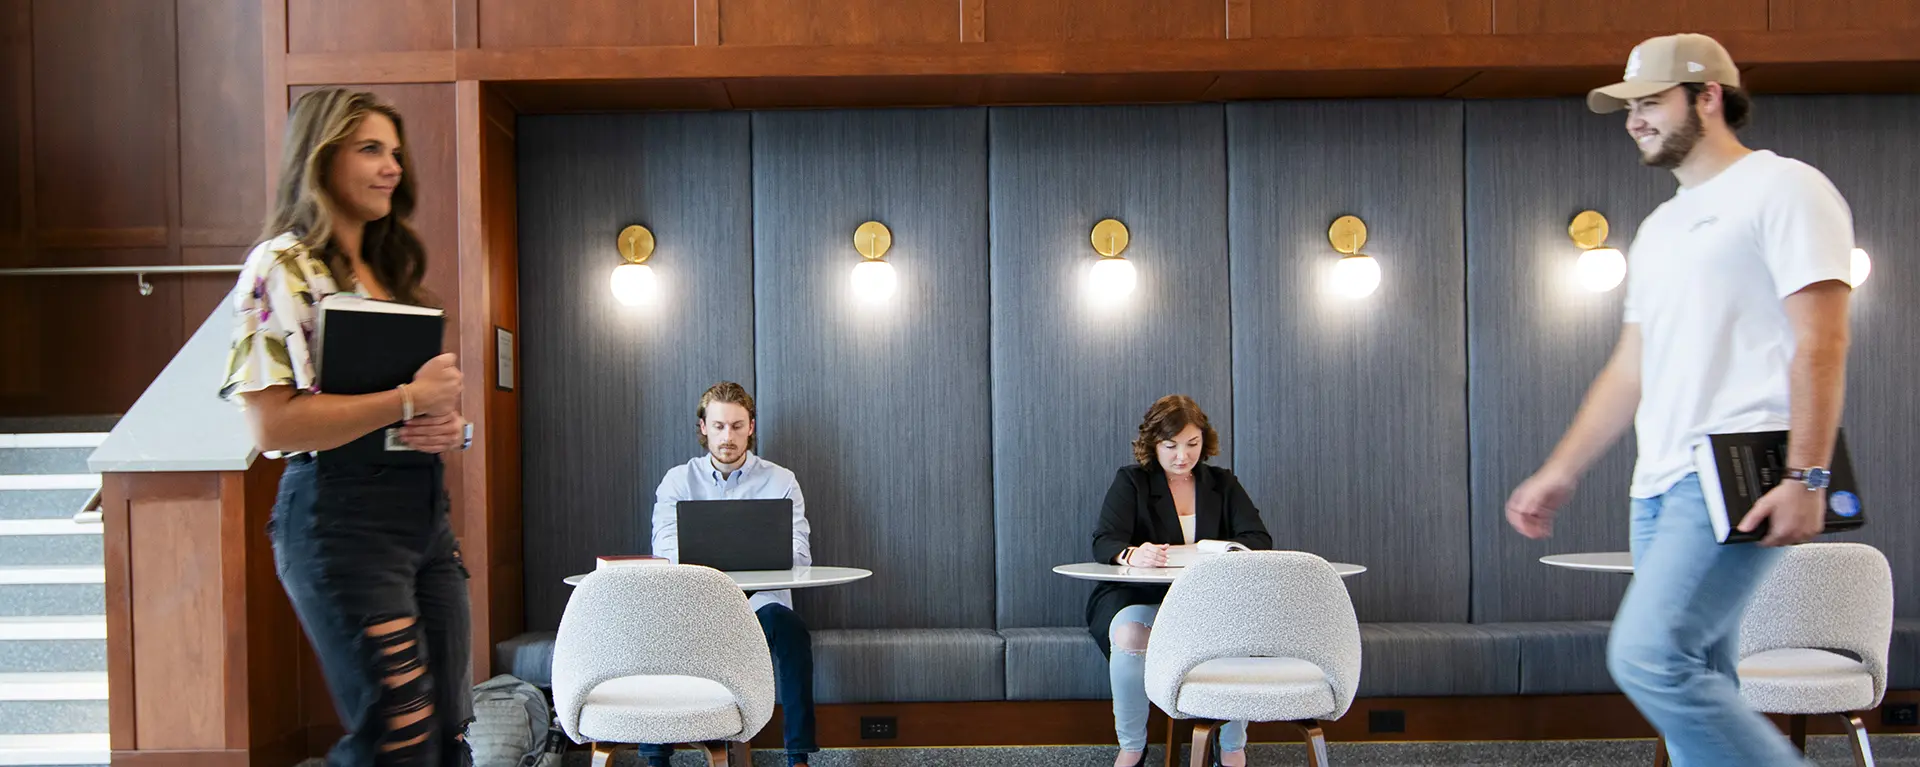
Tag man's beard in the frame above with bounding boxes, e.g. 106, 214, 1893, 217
1642, 107, 1704, 170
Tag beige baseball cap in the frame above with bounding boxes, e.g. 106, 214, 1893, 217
1587, 33, 1740, 114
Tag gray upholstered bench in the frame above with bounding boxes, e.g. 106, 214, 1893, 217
494, 628, 1005, 702
497, 619, 1920, 702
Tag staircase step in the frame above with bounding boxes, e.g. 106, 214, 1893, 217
0, 435, 109, 450
0, 701, 110, 735
0, 478, 98, 492
0, 571, 104, 618
0, 492, 96, 523
0, 733, 109, 766
0, 450, 96, 478
0, 672, 106, 702
0, 617, 107, 675
0, 526, 102, 569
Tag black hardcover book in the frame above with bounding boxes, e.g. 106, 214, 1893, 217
1692, 429, 1863, 544
315, 294, 445, 464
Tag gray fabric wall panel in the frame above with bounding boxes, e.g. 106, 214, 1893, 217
989, 105, 1233, 629
750, 110, 995, 630
1739, 96, 1920, 618
1464, 100, 1676, 623
517, 113, 755, 631
1226, 101, 1469, 623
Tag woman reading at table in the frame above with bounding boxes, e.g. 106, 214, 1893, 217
1088, 395, 1273, 767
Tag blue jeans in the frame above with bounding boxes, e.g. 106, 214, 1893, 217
1608, 474, 1806, 767
1109, 604, 1248, 753
641, 603, 816, 766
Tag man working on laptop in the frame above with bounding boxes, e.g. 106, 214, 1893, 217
647, 381, 816, 767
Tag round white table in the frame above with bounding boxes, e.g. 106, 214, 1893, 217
1539, 552, 1634, 573
1053, 561, 1366, 583
564, 565, 873, 589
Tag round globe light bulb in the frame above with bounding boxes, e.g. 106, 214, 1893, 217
1849, 248, 1872, 287
1088, 257, 1138, 302
1577, 247, 1627, 292
610, 263, 657, 306
1329, 255, 1381, 298
850, 259, 898, 303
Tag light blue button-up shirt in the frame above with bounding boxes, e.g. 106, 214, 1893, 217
651, 451, 812, 612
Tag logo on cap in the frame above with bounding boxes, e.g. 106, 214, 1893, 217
1687, 61, 1705, 73
1624, 48, 1642, 79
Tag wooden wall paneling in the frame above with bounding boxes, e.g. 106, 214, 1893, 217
1770, 0, 1920, 30
1464, 99, 1674, 622
262, 0, 287, 205
286, 0, 453, 53
481, 84, 524, 659
515, 112, 754, 631
102, 474, 135, 750
963, 0, 986, 41
239, 461, 309, 760
750, 109, 994, 630
456, 0, 478, 48
2, 252, 185, 415
984, 0, 1224, 42
1207, 69, 1481, 100
1, 0, 24, 252
31, 0, 175, 235
722, 76, 985, 109
1444, 67, 1623, 99
1248, 0, 1491, 37
1493, 0, 1768, 34
976, 73, 1218, 105
719, 0, 960, 45
478, 0, 694, 49
127, 472, 226, 748
177, 0, 268, 245
491, 80, 734, 113
1742, 62, 1920, 94
1741, 95, 1920, 618
1226, 101, 1471, 623
182, 247, 247, 339
697, 0, 720, 45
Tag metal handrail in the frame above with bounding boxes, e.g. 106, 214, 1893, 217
73, 488, 103, 526
0, 264, 243, 295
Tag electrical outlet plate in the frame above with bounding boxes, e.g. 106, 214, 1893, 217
1368, 709, 1406, 734
860, 715, 898, 740
1883, 702, 1919, 728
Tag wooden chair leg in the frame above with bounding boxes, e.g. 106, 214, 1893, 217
1162, 715, 1180, 767
1290, 720, 1331, 767
1840, 712, 1878, 767
1791, 713, 1809, 752
701, 740, 731, 767
1190, 720, 1222, 767
1652, 735, 1669, 767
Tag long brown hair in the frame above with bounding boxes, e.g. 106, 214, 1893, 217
1132, 395, 1220, 467
262, 88, 431, 305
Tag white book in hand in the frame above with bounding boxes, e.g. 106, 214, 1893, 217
1162, 539, 1250, 568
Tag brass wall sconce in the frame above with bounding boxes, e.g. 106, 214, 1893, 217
850, 221, 897, 303
1328, 215, 1380, 298
611, 224, 658, 306
1087, 218, 1137, 302
1569, 210, 1626, 293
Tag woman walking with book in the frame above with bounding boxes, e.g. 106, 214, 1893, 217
1088, 395, 1272, 767
221, 88, 474, 766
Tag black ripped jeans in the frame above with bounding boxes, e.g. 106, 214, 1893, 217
272, 455, 473, 767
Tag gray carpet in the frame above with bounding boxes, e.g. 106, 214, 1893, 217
547, 735, 1918, 766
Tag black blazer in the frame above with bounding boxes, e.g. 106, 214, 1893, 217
1084, 463, 1273, 657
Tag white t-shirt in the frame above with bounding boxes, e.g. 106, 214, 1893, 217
1622, 150, 1853, 498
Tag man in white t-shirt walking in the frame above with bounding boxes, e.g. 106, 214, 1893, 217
1505, 33, 1853, 766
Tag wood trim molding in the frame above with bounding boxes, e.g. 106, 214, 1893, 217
749, 691, 1920, 750
33, 227, 170, 250
696, 0, 720, 46
1226, 0, 1251, 39
11, 0, 32, 252
275, 29, 1920, 85
262, 0, 287, 204
286, 50, 456, 85
962, 0, 986, 42
455, 0, 479, 49
454, 78, 491, 680
103, 474, 136, 751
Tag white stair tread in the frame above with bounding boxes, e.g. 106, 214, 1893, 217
0, 733, 110, 766
0, 671, 108, 701
0, 434, 109, 449
0, 519, 103, 536
0, 475, 100, 491
0, 566, 105, 585
0, 616, 106, 641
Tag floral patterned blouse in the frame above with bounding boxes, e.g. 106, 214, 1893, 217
219, 232, 343, 403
